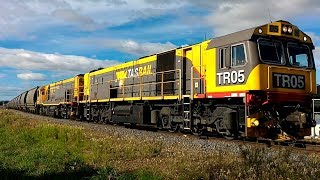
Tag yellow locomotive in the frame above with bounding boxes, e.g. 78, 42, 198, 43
8, 20, 317, 140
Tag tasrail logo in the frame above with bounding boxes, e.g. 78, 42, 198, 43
116, 65, 152, 80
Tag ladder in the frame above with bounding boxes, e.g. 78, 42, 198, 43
312, 99, 320, 138
183, 96, 192, 130
62, 105, 68, 119
86, 103, 91, 121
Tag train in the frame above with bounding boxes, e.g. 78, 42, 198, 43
6, 20, 317, 140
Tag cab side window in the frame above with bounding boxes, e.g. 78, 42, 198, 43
231, 44, 246, 67
219, 48, 227, 69
219, 47, 230, 69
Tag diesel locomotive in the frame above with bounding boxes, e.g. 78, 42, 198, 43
7, 20, 317, 140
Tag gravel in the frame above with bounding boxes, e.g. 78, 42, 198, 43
16, 109, 320, 157
12, 110, 245, 155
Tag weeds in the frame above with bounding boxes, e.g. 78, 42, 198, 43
0, 109, 319, 179
92, 167, 163, 180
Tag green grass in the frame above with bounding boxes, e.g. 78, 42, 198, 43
0, 109, 320, 179
0, 110, 163, 179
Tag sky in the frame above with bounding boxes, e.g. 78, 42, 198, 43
1, 0, 320, 100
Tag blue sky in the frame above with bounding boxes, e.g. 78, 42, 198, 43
0, 0, 320, 100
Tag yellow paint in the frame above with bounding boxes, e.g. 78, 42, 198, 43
90, 55, 156, 77
203, 48, 216, 93
204, 64, 316, 95
63, 77, 74, 84
48, 77, 74, 87
82, 95, 180, 103
142, 96, 179, 100
246, 118, 259, 128
115, 63, 152, 80
37, 85, 48, 104
74, 74, 84, 101
253, 21, 313, 44
42, 103, 60, 106
36, 21, 316, 105
84, 73, 90, 97
116, 70, 127, 80
259, 65, 316, 94
83, 55, 157, 98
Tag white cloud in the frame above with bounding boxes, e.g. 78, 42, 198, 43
309, 32, 320, 41
17, 73, 47, 81
0, 86, 25, 93
314, 47, 320, 67
106, 40, 177, 56
0, 86, 26, 100
306, 32, 320, 46
0, 0, 319, 40
52, 9, 101, 31
306, 33, 320, 67
0, 47, 119, 73
204, 0, 320, 36
0, 0, 184, 39
79, 38, 177, 56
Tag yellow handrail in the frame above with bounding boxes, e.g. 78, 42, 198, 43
190, 65, 206, 99
88, 69, 182, 101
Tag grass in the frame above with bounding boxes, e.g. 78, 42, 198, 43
0, 110, 162, 179
0, 109, 320, 179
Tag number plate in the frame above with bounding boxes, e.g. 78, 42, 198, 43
272, 73, 305, 89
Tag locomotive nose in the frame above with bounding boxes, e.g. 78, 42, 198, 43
264, 66, 315, 94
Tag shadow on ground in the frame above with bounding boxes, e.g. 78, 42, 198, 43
0, 166, 97, 180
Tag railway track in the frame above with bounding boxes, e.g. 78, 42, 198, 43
157, 126, 320, 153
11, 109, 320, 154
203, 135, 320, 153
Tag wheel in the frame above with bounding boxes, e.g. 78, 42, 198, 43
168, 122, 179, 133
215, 118, 236, 140
223, 131, 236, 140
191, 124, 204, 136
93, 116, 99, 123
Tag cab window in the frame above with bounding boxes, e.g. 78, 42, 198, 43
258, 39, 285, 65
219, 48, 227, 69
231, 44, 246, 67
288, 43, 312, 68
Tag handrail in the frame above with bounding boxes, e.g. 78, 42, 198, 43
310, 72, 313, 93
89, 69, 182, 101
190, 65, 206, 100
267, 66, 271, 90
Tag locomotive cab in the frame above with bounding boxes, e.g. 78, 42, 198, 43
244, 21, 317, 139
206, 20, 316, 139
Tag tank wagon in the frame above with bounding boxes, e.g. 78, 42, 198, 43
25, 87, 39, 113
7, 20, 317, 140
6, 87, 39, 113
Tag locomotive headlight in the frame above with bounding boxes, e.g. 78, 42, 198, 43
282, 26, 288, 33
288, 27, 293, 33
250, 118, 259, 127
304, 36, 307, 41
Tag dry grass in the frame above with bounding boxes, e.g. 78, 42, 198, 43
1, 109, 320, 179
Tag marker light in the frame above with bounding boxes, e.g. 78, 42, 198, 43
282, 26, 288, 32
288, 27, 293, 33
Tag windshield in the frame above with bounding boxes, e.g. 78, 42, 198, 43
258, 38, 314, 68
288, 44, 312, 68
258, 39, 285, 64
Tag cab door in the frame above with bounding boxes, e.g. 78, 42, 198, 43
183, 45, 204, 96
